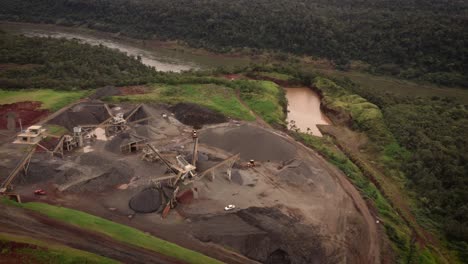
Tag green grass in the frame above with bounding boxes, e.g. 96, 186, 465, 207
0, 89, 87, 111
44, 124, 68, 136
2, 199, 222, 264
110, 83, 255, 121
0, 232, 117, 264
256, 71, 292, 81
239, 80, 286, 125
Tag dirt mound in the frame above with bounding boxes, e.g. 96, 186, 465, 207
68, 162, 134, 192
177, 189, 194, 204
0, 101, 48, 129
119, 85, 148, 95
48, 103, 110, 131
90, 86, 122, 99
192, 207, 327, 264
200, 124, 296, 161
129, 188, 162, 213
170, 103, 227, 128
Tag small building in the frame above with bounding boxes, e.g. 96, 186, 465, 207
13, 125, 46, 144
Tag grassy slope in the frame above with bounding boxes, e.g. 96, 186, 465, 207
109, 80, 287, 126
256, 71, 292, 81
237, 80, 286, 125
2, 200, 222, 264
0, 89, 88, 111
110, 83, 255, 121
0, 233, 117, 264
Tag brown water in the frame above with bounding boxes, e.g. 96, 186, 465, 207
285, 87, 330, 136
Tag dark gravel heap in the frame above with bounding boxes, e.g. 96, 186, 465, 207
170, 103, 227, 128
129, 188, 163, 213
48, 103, 110, 131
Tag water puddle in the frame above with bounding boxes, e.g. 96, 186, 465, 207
285, 87, 330, 136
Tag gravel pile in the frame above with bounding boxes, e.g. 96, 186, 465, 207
68, 162, 134, 192
170, 103, 226, 128
48, 103, 110, 131
200, 124, 296, 161
129, 188, 162, 213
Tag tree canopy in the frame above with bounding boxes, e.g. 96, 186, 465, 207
1, 0, 467, 86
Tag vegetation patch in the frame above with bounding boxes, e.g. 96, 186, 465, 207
236, 80, 287, 125
0, 232, 117, 264
1, 199, 222, 264
110, 83, 255, 121
0, 31, 157, 89
0, 89, 87, 111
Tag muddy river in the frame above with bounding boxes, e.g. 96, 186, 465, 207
0, 22, 249, 72
2, 23, 330, 134
285, 87, 330, 136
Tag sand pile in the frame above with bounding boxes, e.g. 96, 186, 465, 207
89, 86, 122, 99
48, 103, 110, 131
129, 188, 162, 213
170, 103, 227, 128
200, 125, 296, 161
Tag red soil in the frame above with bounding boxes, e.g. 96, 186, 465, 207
119, 85, 148, 95
222, 74, 242, 80
176, 189, 194, 204
0, 101, 49, 130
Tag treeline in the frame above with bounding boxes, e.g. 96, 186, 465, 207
1, 0, 467, 87
341, 77, 468, 258
0, 31, 157, 89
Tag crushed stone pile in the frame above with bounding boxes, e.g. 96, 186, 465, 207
125, 104, 150, 122
68, 162, 134, 192
48, 103, 110, 131
231, 170, 257, 186
170, 103, 227, 128
200, 124, 296, 161
129, 188, 162, 213
192, 207, 326, 264
278, 162, 316, 188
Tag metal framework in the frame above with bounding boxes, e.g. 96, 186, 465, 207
0, 145, 36, 193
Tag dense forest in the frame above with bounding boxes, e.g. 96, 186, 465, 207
0, 31, 156, 89
0, 0, 467, 87
339, 78, 468, 258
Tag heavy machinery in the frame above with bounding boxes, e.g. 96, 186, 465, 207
140, 130, 240, 218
